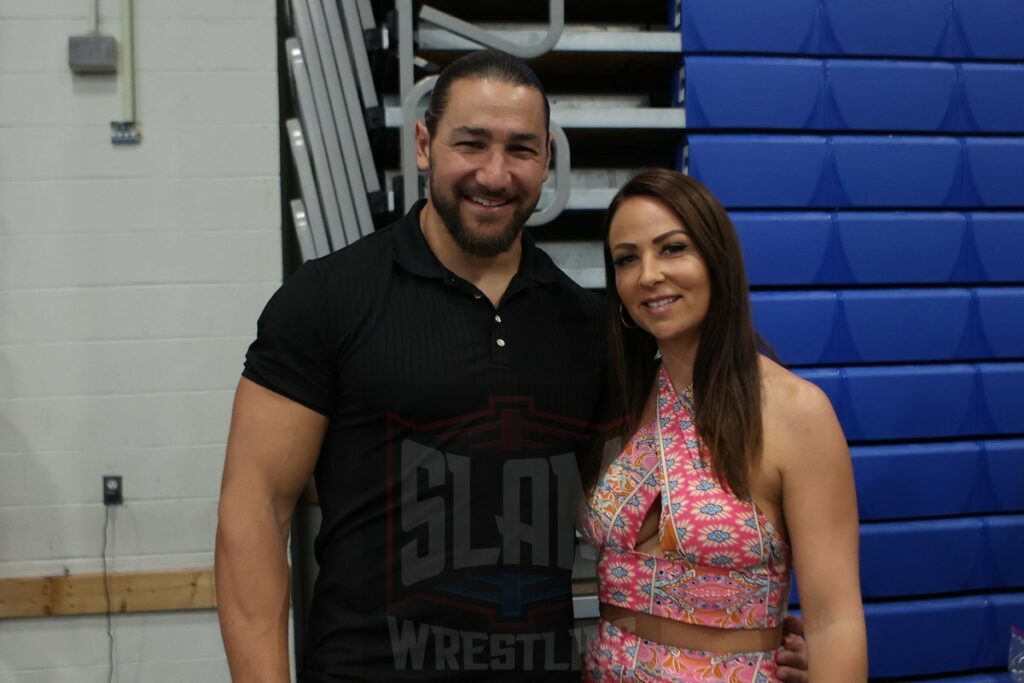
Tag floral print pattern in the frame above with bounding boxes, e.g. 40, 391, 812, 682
579, 366, 793, 680
584, 619, 779, 683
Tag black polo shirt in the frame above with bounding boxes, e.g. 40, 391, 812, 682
243, 201, 605, 682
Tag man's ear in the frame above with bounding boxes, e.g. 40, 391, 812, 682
542, 132, 553, 183
415, 121, 430, 171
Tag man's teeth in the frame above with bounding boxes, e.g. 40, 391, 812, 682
468, 196, 508, 207
644, 297, 679, 310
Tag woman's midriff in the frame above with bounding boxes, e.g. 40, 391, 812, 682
600, 603, 783, 653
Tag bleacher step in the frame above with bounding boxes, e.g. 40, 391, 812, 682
417, 24, 680, 53
383, 97, 685, 129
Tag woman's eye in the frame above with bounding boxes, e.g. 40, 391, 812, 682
612, 254, 636, 268
663, 242, 688, 255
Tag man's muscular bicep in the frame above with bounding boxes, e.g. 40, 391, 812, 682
220, 377, 328, 534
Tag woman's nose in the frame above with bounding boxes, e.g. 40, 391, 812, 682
638, 254, 664, 287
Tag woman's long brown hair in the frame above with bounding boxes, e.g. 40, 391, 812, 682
583, 169, 765, 499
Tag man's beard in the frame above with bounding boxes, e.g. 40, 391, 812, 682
430, 178, 539, 258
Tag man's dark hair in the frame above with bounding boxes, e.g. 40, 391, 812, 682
424, 49, 550, 136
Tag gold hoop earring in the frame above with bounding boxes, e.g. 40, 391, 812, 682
619, 304, 637, 329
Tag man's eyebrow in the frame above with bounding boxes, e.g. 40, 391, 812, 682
449, 127, 542, 145
451, 126, 490, 137
508, 132, 543, 144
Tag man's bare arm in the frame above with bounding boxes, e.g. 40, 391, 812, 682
776, 615, 808, 682
216, 378, 328, 682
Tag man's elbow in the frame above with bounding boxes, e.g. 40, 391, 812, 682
216, 482, 292, 557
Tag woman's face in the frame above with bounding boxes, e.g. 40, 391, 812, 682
608, 196, 711, 350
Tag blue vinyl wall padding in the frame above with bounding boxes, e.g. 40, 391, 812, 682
916, 676, 1011, 683
819, 0, 952, 57
682, 58, 1024, 134
960, 64, 1024, 132
795, 364, 1024, 440
674, 2, 1024, 680
852, 441, 1024, 520
687, 135, 1024, 208
859, 516, 1024, 598
862, 594, 1024, 677
916, 675, 1010, 683
678, 0, 1024, 59
789, 592, 1024, 677
750, 288, 1024, 365
953, 0, 1024, 59
679, 0, 819, 55
733, 212, 1024, 286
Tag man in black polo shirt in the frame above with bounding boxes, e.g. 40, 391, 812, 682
217, 50, 603, 682
216, 50, 809, 682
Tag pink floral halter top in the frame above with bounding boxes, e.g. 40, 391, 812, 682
580, 366, 792, 629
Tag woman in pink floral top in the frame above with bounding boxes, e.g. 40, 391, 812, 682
579, 169, 866, 681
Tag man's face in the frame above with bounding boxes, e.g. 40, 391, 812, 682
416, 78, 551, 258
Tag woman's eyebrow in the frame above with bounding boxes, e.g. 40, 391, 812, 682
652, 229, 687, 243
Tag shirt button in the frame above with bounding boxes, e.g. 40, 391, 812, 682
494, 314, 502, 323
496, 338, 506, 348
474, 293, 482, 299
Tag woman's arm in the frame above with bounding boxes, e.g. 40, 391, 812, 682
777, 379, 867, 681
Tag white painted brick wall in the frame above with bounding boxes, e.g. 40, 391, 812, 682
0, 612, 230, 682
0, 0, 280, 679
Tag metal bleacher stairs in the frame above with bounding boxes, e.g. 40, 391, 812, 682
279, 0, 1024, 679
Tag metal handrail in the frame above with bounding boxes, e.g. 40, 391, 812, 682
418, 0, 564, 59
397, 0, 565, 103
527, 121, 570, 227
399, 76, 438, 214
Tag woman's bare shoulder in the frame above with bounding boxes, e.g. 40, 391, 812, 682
759, 355, 843, 444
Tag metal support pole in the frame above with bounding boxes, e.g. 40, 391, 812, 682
396, 0, 415, 105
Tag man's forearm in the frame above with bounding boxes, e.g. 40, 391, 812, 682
216, 494, 293, 683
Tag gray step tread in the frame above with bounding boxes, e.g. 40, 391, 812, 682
417, 24, 681, 53
383, 97, 685, 129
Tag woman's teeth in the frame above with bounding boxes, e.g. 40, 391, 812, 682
644, 297, 680, 310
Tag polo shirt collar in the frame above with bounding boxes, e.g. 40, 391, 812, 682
393, 200, 560, 285
392, 200, 445, 279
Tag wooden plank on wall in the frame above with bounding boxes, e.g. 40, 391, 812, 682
0, 568, 216, 619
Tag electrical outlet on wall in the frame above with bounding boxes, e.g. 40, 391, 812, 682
103, 475, 123, 505
68, 34, 117, 74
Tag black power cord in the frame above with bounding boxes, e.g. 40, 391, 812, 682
102, 505, 114, 683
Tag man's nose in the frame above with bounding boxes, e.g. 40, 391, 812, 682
475, 150, 512, 190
